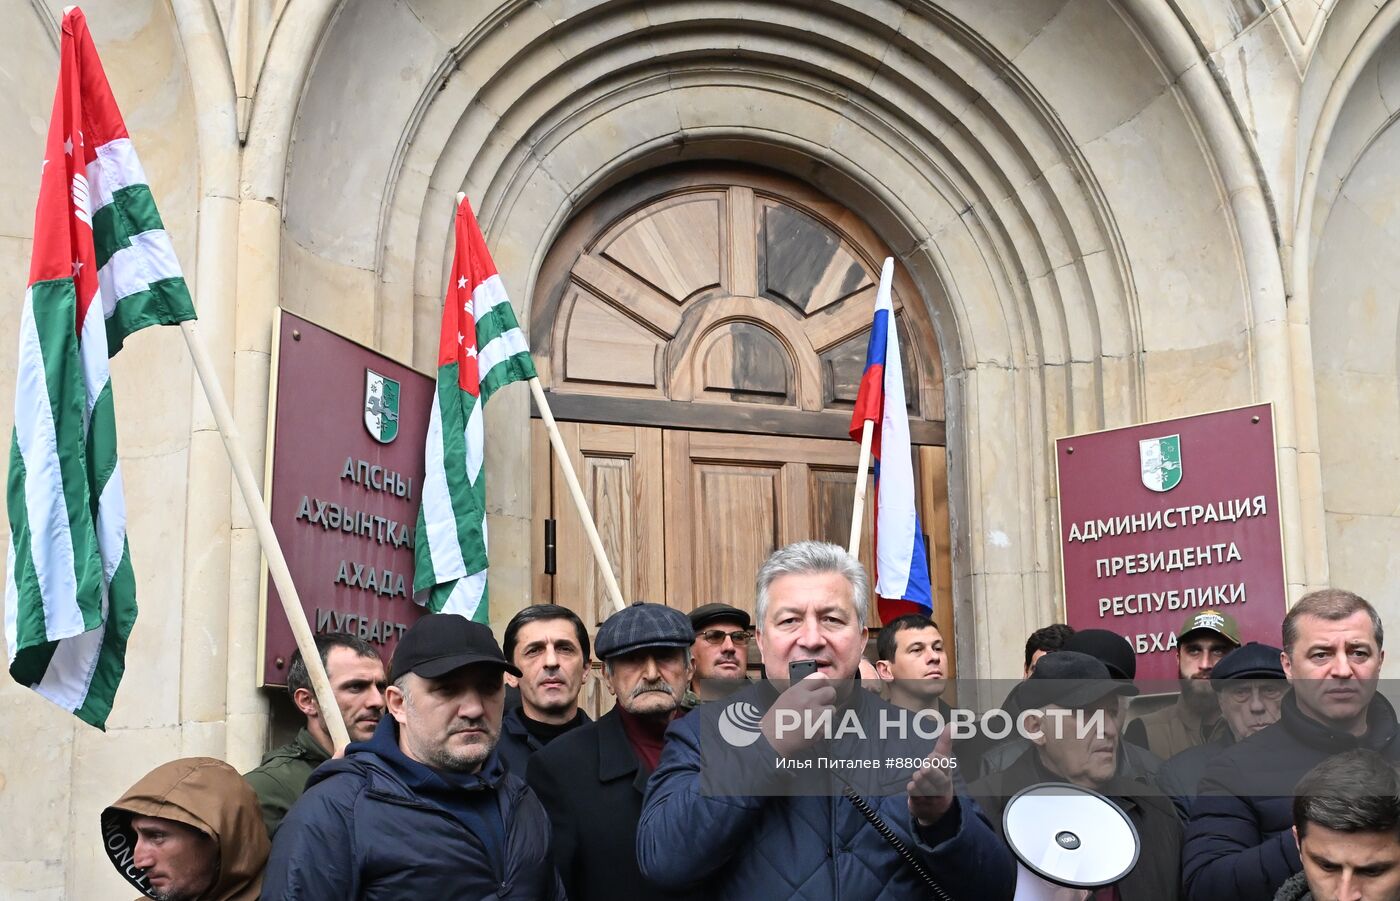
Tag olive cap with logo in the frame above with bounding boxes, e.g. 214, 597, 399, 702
1177, 610, 1241, 646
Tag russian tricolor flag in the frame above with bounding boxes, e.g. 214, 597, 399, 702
849, 258, 933, 624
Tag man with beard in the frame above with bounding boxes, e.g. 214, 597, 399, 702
260, 614, 564, 900
1158, 642, 1286, 819
244, 632, 386, 838
1184, 590, 1399, 901
687, 603, 753, 704
528, 601, 701, 901
1133, 611, 1241, 760
497, 604, 592, 773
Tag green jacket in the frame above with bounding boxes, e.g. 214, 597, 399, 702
243, 727, 330, 839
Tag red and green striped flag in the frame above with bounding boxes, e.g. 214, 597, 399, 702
414, 198, 536, 622
4, 7, 196, 728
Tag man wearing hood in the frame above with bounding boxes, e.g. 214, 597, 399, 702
102, 757, 269, 901
259, 613, 564, 900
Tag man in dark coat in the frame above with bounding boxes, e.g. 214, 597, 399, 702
496, 604, 592, 774
528, 601, 702, 901
970, 650, 1183, 900
1159, 642, 1286, 819
1274, 749, 1400, 901
260, 613, 563, 900
980, 627, 1164, 781
636, 541, 1015, 900
1185, 589, 1398, 901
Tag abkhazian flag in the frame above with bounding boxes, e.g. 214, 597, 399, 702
5, 7, 197, 728
414, 197, 536, 622
849, 258, 933, 625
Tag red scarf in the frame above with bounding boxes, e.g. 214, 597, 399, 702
617, 706, 675, 772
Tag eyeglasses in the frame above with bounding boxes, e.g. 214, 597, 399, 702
697, 629, 751, 646
1223, 683, 1288, 704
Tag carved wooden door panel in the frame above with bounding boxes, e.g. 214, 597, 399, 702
531, 420, 664, 627
529, 165, 954, 679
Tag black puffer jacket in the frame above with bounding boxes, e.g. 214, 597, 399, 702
1183, 691, 1400, 901
260, 717, 563, 900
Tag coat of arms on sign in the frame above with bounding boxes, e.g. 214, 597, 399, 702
364, 369, 400, 444
1139, 434, 1181, 492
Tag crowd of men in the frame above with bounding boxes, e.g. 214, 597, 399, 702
97, 540, 1400, 900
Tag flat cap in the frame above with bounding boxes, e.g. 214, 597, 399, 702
1211, 641, 1285, 686
595, 601, 693, 659
689, 603, 751, 631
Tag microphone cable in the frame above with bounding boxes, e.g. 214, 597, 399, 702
839, 781, 955, 901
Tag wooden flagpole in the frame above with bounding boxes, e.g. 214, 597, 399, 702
529, 378, 627, 613
178, 319, 352, 753
848, 256, 896, 559
848, 419, 874, 556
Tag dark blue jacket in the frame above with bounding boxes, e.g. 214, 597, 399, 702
259, 717, 564, 900
636, 683, 1016, 900
1183, 691, 1400, 901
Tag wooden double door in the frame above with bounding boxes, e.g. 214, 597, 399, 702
531, 420, 954, 669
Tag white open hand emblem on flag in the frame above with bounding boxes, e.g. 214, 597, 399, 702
1139, 434, 1182, 492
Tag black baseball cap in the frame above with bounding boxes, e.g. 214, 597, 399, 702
690, 603, 752, 632
1063, 629, 1137, 680
389, 613, 521, 683
1020, 650, 1139, 711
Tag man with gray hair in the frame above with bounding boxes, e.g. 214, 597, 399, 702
637, 540, 1014, 899
1276, 750, 1400, 900
528, 601, 703, 901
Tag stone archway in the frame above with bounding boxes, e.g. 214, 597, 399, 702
273, 0, 1277, 676
524, 164, 954, 664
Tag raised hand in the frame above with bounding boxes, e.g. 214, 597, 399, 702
907, 719, 955, 826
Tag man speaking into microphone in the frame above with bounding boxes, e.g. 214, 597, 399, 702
636, 541, 1014, 900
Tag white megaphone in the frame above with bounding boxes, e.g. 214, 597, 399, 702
1003, 783, 1141, 901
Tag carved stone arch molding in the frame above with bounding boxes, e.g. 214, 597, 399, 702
530, 166, 944, 440
280, 0, 1194, 676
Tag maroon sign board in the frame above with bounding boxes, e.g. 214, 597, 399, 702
258, 310, 433, 686
1055, 403, 1287, 683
